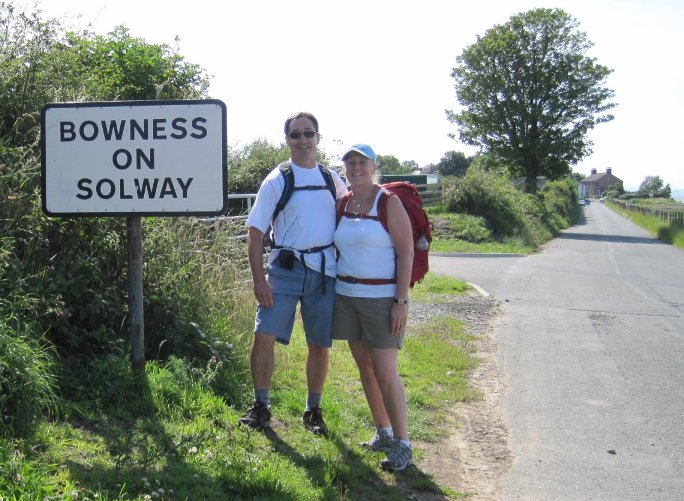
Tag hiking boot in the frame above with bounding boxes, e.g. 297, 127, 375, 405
380, 441, 413, 472
361, 428, 395, 452
239, 401, 271, 430
302, 407, 328, 436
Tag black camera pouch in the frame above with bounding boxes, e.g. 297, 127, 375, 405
277, 249, 296, 269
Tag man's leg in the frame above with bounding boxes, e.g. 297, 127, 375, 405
305, 341, 329, 394
251, 332, 277, 390
239, 332, 277, 430
301, 341, 330, 435
300, 270, 334, 435
241, 260, 301, 430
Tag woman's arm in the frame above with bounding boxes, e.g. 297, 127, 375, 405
385, 194, 414, 335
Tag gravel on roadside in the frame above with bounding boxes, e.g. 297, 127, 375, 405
409, 294, 500, 336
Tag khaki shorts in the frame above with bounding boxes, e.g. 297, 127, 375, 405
332, 294, 404, 349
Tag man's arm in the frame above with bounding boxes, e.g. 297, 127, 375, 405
247, 226, 273, 308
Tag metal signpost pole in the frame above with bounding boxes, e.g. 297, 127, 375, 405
127, 215, 145, 374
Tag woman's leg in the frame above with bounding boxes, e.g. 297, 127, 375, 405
370, 347, 408, 440
348, 339, 391, 427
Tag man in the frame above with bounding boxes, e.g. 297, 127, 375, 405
239, 112, 347, 435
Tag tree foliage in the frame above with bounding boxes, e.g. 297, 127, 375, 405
638, 175, 670, 198
226, 138, 337, 195
447, 8, 616, 192
568, 171, 585, 183
402, 159, 419, 172
437, 151, 471, 177
58, 26, 210, 101
227, 139, 291, 194
604, 182, 624, 198
1, 2, 228, 432
377, 154, 412, 175
639, 175, 663, 193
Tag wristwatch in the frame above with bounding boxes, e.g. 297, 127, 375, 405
394, 298, 409, 304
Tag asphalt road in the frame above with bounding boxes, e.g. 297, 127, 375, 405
431, 202, 684, 501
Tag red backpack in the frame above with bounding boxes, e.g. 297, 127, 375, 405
336, 182, 431, 287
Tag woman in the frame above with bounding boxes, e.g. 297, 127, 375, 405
332, 143, 414, 472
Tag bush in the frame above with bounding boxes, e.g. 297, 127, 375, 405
0, 5, 254, 429
540, 178, 580, 232
0, 323, 58, 435
443, 163, 545, 246
227, 139, 291, 195
441, 163, 580, 248
226, 139, 336, 198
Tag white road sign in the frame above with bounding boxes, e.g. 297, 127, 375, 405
42, 99, 227, 216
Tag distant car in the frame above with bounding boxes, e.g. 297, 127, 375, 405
599, 197, 607, 203
578, 199, 587, 206
584, 198, 590, 205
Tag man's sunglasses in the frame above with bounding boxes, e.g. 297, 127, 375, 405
288, 130, 316, 139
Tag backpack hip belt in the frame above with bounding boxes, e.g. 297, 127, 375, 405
336, 275, 396, 285
274, 243, 334, 294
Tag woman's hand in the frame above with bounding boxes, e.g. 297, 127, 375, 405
391, 302, 408, 336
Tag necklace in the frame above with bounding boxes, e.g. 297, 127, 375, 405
350, 187, 377, 213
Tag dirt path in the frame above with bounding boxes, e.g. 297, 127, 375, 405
411, 296, 512, 500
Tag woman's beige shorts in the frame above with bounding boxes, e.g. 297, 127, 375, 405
332, 294, 404, 349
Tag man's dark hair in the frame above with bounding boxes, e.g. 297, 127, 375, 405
284, 112, 319, 135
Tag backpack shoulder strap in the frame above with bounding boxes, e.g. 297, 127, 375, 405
336, 192, 354, 225
319, 165, 337, 200
272, 162, 293, 223
376, 190, 392, 233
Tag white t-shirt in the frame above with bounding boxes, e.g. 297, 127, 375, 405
334, 189, 397, 298
247, 161, 347, 277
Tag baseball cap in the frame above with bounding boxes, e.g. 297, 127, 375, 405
342, 144, 376, 162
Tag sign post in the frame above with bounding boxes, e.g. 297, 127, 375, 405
42, 99, 227, 373
127, 216, 145, 373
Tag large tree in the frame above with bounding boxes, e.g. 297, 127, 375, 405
437, 151, 471, 177
638, 175, 671, 198
447, 8, 616, 192
377, 154, 412, 175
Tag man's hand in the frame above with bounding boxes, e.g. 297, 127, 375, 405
253, 278, 273, 308
247, 226, 272, 308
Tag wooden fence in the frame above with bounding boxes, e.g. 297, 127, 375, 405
221, 182, 442, 217
611, 200, 684, 227
206, 183, 443, 238
415, 183, 442, 208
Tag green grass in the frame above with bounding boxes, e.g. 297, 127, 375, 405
0, 325, 59, 434
615, 197, 684, 212
430, 237, 532, 254
410, 272, 469, 304
608, 202, 684, 249
426, 209, 537, 254
0, 283, 480, 500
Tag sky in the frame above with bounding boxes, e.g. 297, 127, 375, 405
34, 0, 684, 191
